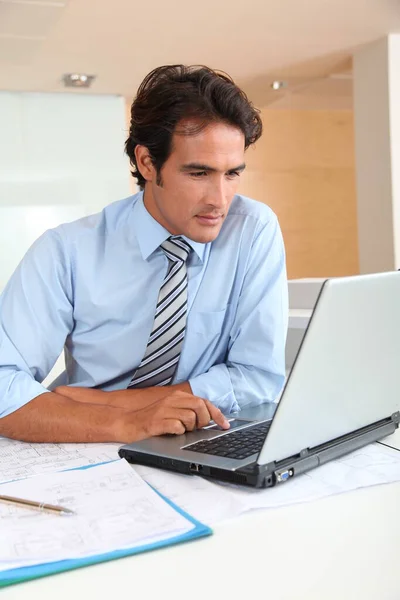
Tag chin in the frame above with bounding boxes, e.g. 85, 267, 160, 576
187, 220, 224, 244
189, 229, 221, 244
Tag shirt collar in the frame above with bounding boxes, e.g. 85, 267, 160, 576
132, 192, 207, 262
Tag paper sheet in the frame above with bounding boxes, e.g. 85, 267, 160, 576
0, 460, 194, 570
135, 442, 400, 525
0, 437, 120, 483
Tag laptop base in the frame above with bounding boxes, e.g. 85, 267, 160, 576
119, 413, 399, 488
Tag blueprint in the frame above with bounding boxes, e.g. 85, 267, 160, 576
0, 460, 194, 569
135, 442, 400, 525
0, 437, 120, 483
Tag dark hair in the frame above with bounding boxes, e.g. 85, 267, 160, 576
125, 65, 262, 189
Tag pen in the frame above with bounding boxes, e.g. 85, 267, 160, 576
0, 494, 75, 516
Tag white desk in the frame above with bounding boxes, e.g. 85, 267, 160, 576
2, 447, 400, 600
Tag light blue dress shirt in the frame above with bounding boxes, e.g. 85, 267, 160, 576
0, 192, 288, 418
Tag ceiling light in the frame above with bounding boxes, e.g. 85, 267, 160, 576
271, 80, 286, 91
62, 73, 96, 88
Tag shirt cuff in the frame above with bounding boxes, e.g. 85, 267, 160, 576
0, 370, 51, 418
189, 364, 240, 414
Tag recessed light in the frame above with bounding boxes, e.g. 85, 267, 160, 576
62, 73, 96, 88
271, 81, 287, 91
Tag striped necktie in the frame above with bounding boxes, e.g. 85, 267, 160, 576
128, 236, 192, 389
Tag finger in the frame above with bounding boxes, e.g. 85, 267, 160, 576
160, 419, 186, 436
188, 398, 212, 429
147, 417, 186, 437
53, 386, 104, 403
165, 394, 211, 429
204, 400, 230, 429
168, 408, 197, 432
53, 385, 74, 398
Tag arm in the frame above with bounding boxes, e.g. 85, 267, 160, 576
189, 214, 288, 412
0, 229, 74, 420
52, 381, 193, 409
0, 389, 229, 443
50, 382, 229, 431
0, 231, 228, 439
0, 392, 125, 442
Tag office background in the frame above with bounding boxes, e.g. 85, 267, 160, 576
1, 0, 399, 285
0, 2, 399, 299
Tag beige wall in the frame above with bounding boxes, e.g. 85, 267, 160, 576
240, 109, 359, 279
125, 100, 359, 279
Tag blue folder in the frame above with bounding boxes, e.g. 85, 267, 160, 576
0, 467, 212, 588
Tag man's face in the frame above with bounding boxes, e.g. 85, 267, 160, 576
139, 121, 246, 243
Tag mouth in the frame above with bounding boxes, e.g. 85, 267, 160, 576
195, 214, 223, 226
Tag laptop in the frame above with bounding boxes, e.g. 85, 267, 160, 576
119, 271, 400, 488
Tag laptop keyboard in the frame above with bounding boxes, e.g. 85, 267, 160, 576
183, 421, 271, 460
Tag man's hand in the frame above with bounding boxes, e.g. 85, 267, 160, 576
53, 385, 230, 442
116, 390, 230, 442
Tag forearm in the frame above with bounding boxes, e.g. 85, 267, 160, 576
0, 392, 126, 443
54, 382, 193, 409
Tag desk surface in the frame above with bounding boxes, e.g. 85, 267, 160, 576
2, 430, 400, 600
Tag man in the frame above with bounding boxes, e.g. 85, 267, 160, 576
0, 65, 288, 443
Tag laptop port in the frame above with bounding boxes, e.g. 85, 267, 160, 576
189, 463, 203, 472
276, 468, 293, 483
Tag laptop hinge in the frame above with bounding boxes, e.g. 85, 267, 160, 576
391, 411, 400, 425
296, 414, 399, 459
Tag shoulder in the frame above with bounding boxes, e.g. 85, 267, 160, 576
22, 194, 140, 270
226, 194, 278, 228
221, 195, 279, 244
53, 194, 139, 243
214, 194, 283, 259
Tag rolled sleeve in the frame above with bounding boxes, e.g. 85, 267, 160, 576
189, 363, 240, 414
0, 368, 50, 418
0, 230, 73, 418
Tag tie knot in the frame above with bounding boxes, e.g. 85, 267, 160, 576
160, 236, 191, 263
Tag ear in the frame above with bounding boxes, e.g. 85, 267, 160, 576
134, 145, 156, 183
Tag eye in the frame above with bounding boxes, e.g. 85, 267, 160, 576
226, 171, 241, 178
189, 171, 207, 178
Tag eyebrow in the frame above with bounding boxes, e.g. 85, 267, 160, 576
180, 163, 246, 173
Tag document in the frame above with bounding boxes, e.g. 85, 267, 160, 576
0, 460, 197, 570
0, 436, 120, 483
135, 442, 400, 525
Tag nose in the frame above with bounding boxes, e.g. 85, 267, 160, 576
209, 178, 228, 211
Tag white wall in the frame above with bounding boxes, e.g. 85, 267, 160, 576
0, 91, 132, 385
0, 91, 131, 291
